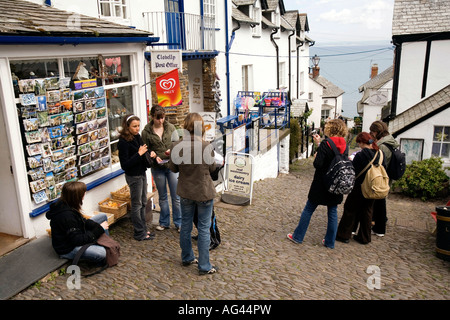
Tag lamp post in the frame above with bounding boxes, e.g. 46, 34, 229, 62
311, 54, 320, 78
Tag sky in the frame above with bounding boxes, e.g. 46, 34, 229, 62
283, 0, 395, 46
283, 0, 396, 118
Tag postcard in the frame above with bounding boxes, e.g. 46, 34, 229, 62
20, 93, 37, 106
28, 167, 45, 181
37, 96, 47, 111
18, 79, 36, 93
26, 143, 42, 156
23, 118, 39, 131
32, 190, 48, 204
46, 90, 60, 103
25, 130, 42, 144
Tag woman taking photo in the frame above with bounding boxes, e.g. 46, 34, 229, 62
142, 105, 181, 232
287, 119, 349, 249
46, 181, 108, 264
169, 112, 218, 275
118, 114, 154, 241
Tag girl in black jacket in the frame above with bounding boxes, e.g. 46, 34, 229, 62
287, 119, 349, 249
46, 181, 108, 264
117, 114, 155, 241
336, 132, 385, 244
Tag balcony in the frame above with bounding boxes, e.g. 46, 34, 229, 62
143, 11, 216, 52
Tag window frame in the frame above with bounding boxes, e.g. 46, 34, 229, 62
98, 0, 129, 22
432, 125, 450, 158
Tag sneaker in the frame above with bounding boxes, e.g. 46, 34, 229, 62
156, 225, 169, 231
371, 230, 385, 237
199, 266, 219, 275
286, 233, 300, 244
176, 226, 181, 233
182, 258, 198, 266
335, 235, 350, 243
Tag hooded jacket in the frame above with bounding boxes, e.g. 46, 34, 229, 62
46, 200, 104, 255
308, 136, 348, 206
117, 134, 147, 176
141, 120, 179, 169
376, 134, 399, 168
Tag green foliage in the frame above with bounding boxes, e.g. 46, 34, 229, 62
392, 157, 449, 201
289, 117, 300, 162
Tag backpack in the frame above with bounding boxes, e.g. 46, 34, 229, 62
357, 150, 390, 200
324, 138, 355, 195
384, 144, 406, 180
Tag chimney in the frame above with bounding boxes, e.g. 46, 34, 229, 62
371, 63, 378, 79
312, 66, 320, 78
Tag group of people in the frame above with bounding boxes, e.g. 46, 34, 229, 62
287, 119, 399, 249
47, 106, 218, 275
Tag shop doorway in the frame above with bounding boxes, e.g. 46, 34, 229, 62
0, 83, 25, 255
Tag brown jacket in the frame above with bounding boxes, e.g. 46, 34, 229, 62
169, 137, 217, 202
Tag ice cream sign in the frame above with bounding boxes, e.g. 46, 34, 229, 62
155, 69, 182, 114
150, 50, 182, 73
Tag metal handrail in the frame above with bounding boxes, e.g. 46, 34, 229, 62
142, 11, 216, 51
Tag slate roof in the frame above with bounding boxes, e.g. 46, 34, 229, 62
298, 13, 309, 32
313, 75, 345, 98
388, 84, 450, 135
0, 0, 151, 37
392, 0, 450, 36
359, 65, 394, 92
232, 7, 259, 25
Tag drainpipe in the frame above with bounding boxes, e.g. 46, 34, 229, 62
270, 28, 279, 89
296, 40, 304, 99
225, 1, 231, 116
288, 30, 295, 101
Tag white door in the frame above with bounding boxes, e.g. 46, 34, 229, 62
0, 98, 22, 236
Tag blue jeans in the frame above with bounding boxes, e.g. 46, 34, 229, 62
60, 213, 108, 263
152, 166, 181, 228
292, 200, 338, 249
125, 174, 148, 240
179, 198, 213, 272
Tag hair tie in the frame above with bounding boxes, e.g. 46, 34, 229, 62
126, 115, 135, 123
369, 139, 374, 144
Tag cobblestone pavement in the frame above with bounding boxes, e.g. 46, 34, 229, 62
12, 157, 450, 301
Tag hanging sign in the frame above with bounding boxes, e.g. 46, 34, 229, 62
151, 50, 182, 73
199, 112, 216, 142
155, 69, 182, 115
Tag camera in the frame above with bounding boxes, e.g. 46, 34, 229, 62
310, 130, 317, 136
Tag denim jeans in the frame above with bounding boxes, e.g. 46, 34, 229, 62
292, 200, 338, 249
60, 213, 108, 263
179, 197, 213, 272
125, 174, 148, 240
152, 166, 181, 228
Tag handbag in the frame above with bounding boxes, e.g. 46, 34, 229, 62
70, 233, 120, 277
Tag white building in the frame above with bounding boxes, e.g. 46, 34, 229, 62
386, 0, 450, 169
357, 64, 393, 133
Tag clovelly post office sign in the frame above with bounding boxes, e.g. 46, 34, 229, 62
150, 50, 182, 73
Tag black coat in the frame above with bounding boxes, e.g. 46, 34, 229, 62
307, 137, 347, 206
46, 200, 105, 255
117, 134, 147, 176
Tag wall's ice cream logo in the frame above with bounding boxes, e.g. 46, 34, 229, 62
159, 78, 176, 91
155, 69, 182, 114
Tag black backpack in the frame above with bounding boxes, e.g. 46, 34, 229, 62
385, 144, 406, 180
324, 138, 355, 195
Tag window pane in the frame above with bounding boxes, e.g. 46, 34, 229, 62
441, 143, 450, 158
10, 59, 59, 97
100, 2, 111, 16
107, 86, 133, 164
443, 127, 450, 142
433, 126, 443, 141
63, 56, 100, 81
103, 55, 131, 85
432, 143, 441, 157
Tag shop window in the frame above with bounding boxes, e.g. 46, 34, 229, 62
106, 86, 133, 164
103, 55, 131, 85
10, 59, 59, 98
432, 126, 450, 158
321, 109, 330, 120
64, 57, 100, 81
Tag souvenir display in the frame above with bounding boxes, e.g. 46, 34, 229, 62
17, 77, 111, 205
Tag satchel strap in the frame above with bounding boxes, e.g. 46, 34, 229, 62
70, 242, 108, 278
355, 150, 383, 179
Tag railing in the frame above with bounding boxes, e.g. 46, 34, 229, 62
142, 11, 216, 51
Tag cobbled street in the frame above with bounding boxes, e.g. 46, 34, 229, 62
12, 157, 450, 301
